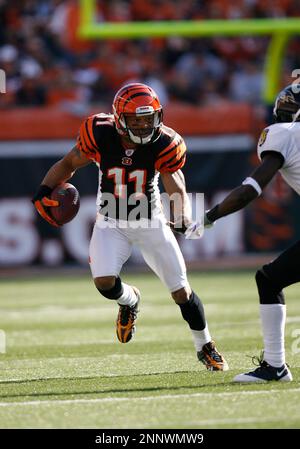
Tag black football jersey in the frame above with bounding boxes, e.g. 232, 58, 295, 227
76, 113, 186, 219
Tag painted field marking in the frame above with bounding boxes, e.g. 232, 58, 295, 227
0, 387, 299, 407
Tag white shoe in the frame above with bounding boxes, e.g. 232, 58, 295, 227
233, 359, 293, 383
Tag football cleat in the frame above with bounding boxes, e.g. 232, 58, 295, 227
197, 341, 229, 371
116, 287, 140, 343
233, 356, 293, 383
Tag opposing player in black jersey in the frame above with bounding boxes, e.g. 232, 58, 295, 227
32, 83, 228, 371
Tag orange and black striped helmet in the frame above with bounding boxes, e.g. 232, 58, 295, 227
112, 83, 163, 145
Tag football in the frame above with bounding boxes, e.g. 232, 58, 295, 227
49, 183, 80, 225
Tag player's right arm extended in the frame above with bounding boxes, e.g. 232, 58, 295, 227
32, 146, 91, 226
205, 152, 283, 226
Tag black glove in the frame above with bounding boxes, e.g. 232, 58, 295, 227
32, 185, 60, 227
204, 211, 215, 228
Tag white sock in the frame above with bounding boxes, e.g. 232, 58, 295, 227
260, 304, 286, 367
117, 283, 138, 307
191, 325, 212, 351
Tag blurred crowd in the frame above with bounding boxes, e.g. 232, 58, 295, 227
1, 0, 300, 111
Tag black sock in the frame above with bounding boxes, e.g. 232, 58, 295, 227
256, 269, 285, 304
179, 291, 206, 331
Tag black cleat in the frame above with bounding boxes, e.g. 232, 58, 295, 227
234, 355, 292, 383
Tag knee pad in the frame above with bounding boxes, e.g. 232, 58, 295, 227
97, 276, 123, 300
255, 269, 285, 305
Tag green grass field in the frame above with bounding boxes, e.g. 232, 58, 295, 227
0, 271, 299, 429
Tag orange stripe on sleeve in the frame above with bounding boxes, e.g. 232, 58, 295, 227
156, 141, 186, 173
81, 126, 92, 152
86, 117, 98, 150
156, 135, 182, 160
156, 142, 185, 167
164, 153, 186, 173
76, 117, 100, 162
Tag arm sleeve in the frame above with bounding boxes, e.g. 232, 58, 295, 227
155, 134, 187, 173
257, 125, 292, 167
76, 116, 101, 163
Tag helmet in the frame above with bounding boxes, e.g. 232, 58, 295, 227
273, 83, 300, 123
112, 83, 163, 144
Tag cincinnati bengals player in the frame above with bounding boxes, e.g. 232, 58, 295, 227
204, 83, 300, 382
32, 83, 228, 371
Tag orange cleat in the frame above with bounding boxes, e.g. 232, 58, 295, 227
197, 341, 229, 371
116, 287, 140, 343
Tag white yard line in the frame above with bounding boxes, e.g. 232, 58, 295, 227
0, 387, 299, 408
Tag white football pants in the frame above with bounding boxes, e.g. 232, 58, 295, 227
89, 214, 188, 292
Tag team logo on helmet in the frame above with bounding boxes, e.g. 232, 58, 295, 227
278, 93, 296, 104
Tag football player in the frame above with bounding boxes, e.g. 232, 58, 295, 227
32, 83, 228, 371
204, 83, 300, 382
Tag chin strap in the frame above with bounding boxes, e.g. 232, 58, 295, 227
128, 129, 154, 145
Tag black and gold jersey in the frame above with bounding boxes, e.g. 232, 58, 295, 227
76, 113, 187, 219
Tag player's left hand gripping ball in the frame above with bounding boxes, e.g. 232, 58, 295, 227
32, 184, 60, 227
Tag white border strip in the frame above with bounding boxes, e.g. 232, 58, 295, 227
186, 135, 254, 152
0, 141, 74, 158
0, 135, 254, 158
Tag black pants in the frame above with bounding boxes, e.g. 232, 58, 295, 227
262, 240, 300, 290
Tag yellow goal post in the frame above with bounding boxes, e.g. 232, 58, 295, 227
78, 0, 300, 105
